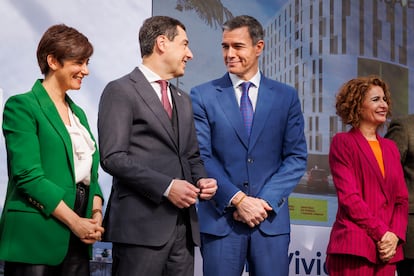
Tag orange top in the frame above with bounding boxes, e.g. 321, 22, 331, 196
368, 140, 385, 177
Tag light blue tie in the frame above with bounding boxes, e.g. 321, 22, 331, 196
240, 82, 253, 136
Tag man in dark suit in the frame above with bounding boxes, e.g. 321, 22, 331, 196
190, 15, 307, 276
98, 16, 217, 276
385, 114, 414, 276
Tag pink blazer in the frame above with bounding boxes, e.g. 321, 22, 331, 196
327, 128, 408, 264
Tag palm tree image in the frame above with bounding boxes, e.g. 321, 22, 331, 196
175, 0, 233, 29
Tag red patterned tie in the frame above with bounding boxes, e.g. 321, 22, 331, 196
156, 80, 172, 119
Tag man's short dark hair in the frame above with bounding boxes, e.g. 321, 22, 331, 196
139, 16, 186, 58
223, 15, 264, 44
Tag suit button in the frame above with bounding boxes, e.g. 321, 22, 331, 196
247, 158, 253, 163
243, 182, 248, 187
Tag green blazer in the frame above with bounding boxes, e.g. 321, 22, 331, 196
0, 80, 103, 265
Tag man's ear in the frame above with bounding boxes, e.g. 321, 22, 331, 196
155, 35, 168, 54
255, 40, 265, 57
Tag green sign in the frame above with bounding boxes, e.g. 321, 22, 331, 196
289, 197, 328, 222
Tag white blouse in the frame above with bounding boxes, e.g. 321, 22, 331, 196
66, 110, 95, 185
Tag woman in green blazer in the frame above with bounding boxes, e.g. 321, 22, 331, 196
0, 24, 104, 275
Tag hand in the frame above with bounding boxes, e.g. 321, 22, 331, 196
52, 200, 104, 245
197, 178, 217, 200
86, 209, 104, 242
377, 231, 399, 262
168, 179, 200, 208
70, 217, 105, 244
233, 210, 244, 222
82, 228, 105, 244
91, 209, 103, 226
232, 194, 273, 228
81, 227, 105, 244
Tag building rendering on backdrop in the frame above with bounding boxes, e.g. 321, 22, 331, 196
260, 0, 414, 169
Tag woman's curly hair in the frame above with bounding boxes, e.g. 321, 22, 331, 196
335, 76, 391, 128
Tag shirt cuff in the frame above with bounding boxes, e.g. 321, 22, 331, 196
228, 191, 243, 207
163, 179, 174, 197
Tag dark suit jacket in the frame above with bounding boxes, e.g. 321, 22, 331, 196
0, 80, 102, 265
98, 67, 206, 247
190, 73, 307, 237
327, 128, 408, 264
385, 115, 414, 258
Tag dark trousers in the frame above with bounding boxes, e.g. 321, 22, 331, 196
5, 183, 90, 276
397, 258, 414, 276
112, 212, 194, 276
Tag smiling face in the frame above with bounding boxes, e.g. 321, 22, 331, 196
360, 85, 389, 127
221, 26, 264, 81
52, 57, 90, 91
164, 26, 193, 78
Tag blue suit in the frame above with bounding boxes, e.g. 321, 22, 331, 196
190, 73, 307, 275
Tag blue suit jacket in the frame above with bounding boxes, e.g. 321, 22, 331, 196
190, 73, 307, 236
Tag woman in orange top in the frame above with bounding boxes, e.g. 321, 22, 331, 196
326, 76, 408, 276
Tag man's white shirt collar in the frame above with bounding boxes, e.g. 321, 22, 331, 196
229, 71, 261, 89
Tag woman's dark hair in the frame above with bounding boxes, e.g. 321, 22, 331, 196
37, 24, 93, 75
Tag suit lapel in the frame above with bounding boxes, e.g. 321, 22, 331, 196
215, 75, 276, 149
129, 68, 178, 149
350, 129, 388, 199
378, 136, 395, 198
170, 85, 186, 147
249, 78, 274, 148
32, 81, 75, 176
216, 75, 249, 148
